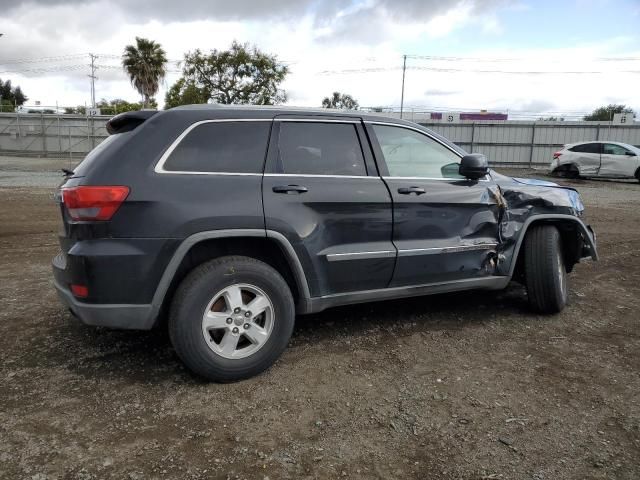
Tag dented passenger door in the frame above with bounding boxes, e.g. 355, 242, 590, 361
366, 122, 501, 287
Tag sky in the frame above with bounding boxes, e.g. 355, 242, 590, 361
1, 0, 639, 118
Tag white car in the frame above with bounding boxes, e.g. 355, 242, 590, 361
550, 141, 640, 181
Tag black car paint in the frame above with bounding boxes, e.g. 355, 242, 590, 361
52, 106, 597, 330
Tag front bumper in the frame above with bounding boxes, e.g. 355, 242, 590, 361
53, 276, 155, 330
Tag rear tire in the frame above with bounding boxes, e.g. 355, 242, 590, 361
169, 256, 295, 382
524, 225, 568, 314
564, 165, 580, 179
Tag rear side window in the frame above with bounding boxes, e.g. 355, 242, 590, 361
277, 122, 367, 176
163, 121, 270, 173
570, 143, 601, 154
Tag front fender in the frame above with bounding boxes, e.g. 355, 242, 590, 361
499, 214, 598, 278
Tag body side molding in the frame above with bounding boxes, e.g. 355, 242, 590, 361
307, 276, 510, 313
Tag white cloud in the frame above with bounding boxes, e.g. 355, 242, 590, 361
0, 0, 638, 117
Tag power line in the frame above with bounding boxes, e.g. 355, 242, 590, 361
319, 65, 640, 75
0, 53, 89, 65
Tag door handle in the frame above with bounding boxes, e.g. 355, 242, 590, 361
397, 186, 426, 195
272, 185, 308, 194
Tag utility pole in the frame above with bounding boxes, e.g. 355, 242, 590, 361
88, 53, 98, 108
400, 54, 407, 119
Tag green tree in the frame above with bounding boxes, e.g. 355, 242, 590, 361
164, 78, 208, 109
63, 99, 157, 116
122, 37, 167, 108
0, 78, 28, 109
322, 92, 359, 110
584, 104, 635, 121
179, 41, 289, 105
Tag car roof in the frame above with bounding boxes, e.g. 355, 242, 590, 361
567, 140, 637, 149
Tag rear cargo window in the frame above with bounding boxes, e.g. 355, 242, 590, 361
163, 121, 271, 173
72, 133, 128, 177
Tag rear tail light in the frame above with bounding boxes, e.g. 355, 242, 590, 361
62, 186, 129, 221
553, 152, 562, 159
70, 284, 89, 298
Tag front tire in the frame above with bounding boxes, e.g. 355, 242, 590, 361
524, 225, 568, 314
169, 256, 295, 382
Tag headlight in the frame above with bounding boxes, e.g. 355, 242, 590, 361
566, 190, 584, 214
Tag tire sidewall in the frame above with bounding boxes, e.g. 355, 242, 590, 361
554, 239, 569, 306
170, 258, 295, 380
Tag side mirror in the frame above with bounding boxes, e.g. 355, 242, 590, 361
625, 151, 636, 156
459, 154, 489, 180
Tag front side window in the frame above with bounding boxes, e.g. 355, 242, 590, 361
163, 121, 271, 173
571, 143, 601, 154
277, 122, 367, 176
372, 125, 463, 178
603, 144, 628, 155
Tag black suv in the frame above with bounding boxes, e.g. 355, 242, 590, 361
53, 106, 597, 381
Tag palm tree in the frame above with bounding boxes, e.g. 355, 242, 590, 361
122, 37, 167, 108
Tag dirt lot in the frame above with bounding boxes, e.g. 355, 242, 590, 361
1, 158, 639, 479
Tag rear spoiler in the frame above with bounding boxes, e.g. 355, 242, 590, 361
106, 110, 158, 135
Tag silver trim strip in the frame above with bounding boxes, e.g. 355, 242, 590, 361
383, 175, 482, 182
154, 119, 271, 175
398, 243, 498, 257
264, 173, 373, 179
326, 250, 396, 262
275, 118, 360, 123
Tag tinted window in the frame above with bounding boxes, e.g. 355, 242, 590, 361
570, 143, 601, 154
603, 143, 628, 155
278, 122, 367, 176
164, 121, 270, 173
373, 125, 463, 179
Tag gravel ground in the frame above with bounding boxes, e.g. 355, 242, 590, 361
1, 158, 639, 480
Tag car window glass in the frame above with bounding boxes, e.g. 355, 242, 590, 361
164, 121, 270, 173
570, 143, 600, 154
603, 144, 628, 155
372, 125, 463, 179
278, 122, 366, 176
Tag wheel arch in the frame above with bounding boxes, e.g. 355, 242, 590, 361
148, 230, 311, 327
507, 214, 598, 280
552, 162, 580, 177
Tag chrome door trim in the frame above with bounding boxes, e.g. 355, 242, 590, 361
398, 243, 498, 257
326, 250, 396, 262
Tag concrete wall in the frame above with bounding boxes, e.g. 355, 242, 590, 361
1, 112, 639, 167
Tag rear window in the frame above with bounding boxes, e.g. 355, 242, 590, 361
72, 133, 128, 177
277, 122, 367, 176
163, 121, 271, 173
570, 143, 601, 154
